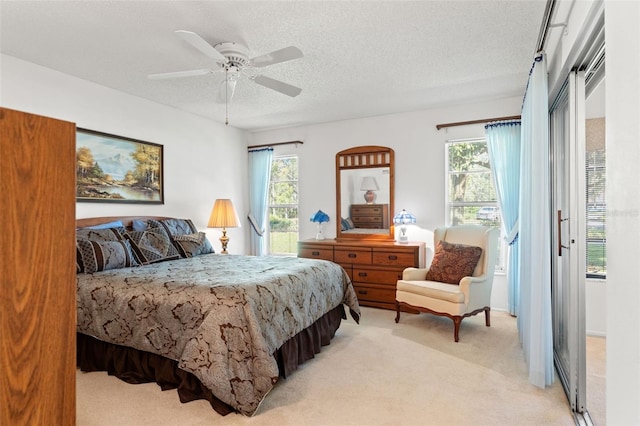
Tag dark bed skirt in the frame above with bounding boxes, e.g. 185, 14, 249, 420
77, 304, 346, 415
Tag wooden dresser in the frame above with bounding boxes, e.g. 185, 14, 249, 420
1, 108, 76, 425
298, 239, 425, 310
349, 203, 389, 229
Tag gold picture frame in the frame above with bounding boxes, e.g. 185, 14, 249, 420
76, 128, 164, 204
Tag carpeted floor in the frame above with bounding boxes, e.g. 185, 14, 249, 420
76, 307, 577, 425
586, 335, 606, 425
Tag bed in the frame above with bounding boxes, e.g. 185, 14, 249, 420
75, 216, 360, 416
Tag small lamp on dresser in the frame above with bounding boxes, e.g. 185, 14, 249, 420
393, 209, 416, 244
310, 210, 330, 240
360, 176, 379, 204
208, 198, 241, 254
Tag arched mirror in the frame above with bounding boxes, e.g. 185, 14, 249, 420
336, 146, 395, 241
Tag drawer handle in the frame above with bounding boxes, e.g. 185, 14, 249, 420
358, 272, 367, 277
348, 253, 357, 258
312, 251, 320, 256
388, 255, 398, 260
358, 290, 368, 295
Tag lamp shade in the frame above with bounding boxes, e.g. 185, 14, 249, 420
393, 209, 417, 225
208, 199, 241, 228
310, 210, 330, 223
360, 176, 379, 191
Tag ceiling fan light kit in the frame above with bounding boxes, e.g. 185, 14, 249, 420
148, 30, 303, 125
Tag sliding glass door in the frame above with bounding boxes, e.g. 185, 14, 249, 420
551, 70, 587, 416
550, 17, 605, 420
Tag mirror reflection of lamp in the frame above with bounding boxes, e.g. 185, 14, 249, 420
360, 176, 379, 204
310, 210, 330, 240
393, 209, 416, 244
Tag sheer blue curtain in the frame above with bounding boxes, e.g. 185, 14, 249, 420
248, 148, 273, 256
485, 120, 521, 316
519, 54, 554, 387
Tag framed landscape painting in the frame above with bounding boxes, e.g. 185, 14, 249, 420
76, 128, 164, 204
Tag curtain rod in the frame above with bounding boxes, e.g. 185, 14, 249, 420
247, 140, 303, 150
436, 115, 521, 130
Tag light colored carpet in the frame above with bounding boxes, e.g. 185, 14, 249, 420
76, 307, 575, 425
586, 335, 606, 425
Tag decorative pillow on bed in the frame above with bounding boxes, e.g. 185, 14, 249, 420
76, 239, 139, 273
172, 232, 215, 257
125, 226, 181, 264
148, 218, 214, 257
151, 218, 197, 236
425, 240, 483, 285
83, 220, 125, 230
341, 217, 354, 231
76, 227, 129, 272
131, 219, 149, 232
76, 226, 126, 242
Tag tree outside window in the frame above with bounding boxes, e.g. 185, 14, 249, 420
268, 156, 298, 255
446, 139, 504, 272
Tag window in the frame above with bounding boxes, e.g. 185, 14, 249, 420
268, 155, 298, 255
445, 139, 505, 272
586, 145, 606, 277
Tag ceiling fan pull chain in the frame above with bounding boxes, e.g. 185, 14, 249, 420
225, 67, 229, 126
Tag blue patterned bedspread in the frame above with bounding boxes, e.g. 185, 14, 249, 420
76, 254, 360, 416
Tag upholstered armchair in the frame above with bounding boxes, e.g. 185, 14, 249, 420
395, 225, 499, 342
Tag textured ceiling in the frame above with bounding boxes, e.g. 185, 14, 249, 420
0, 1, 546, 131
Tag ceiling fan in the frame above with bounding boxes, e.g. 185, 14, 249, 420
148, 30, 303, 108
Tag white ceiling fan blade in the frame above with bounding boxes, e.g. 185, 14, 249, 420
253, 75, 302, 97
148, 68, 214, 80
214, 78, 237, 103
175, 30, 228, 63
251, 46, 303, 67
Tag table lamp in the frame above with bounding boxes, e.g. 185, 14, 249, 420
393, 209, 416, 243
310, 210, 330, 240
360, 176, 379, 204
208, 198, 240, 254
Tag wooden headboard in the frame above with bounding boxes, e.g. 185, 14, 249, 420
76, 216, 173, 229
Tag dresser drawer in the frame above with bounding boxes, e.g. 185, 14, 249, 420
298, 247, 334, 261
352, 267, 403, 284
352, 216, 383, 225
351, 205, 385, 215
353, 283, 396, 304
334, 249, 372, 265
372, 250, 416, 267
339, 264, 353, 281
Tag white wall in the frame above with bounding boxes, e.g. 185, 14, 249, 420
585, 278, 606, 336
0, 54, 249, 254
604, 2, 640, 424
249, 97, 523, 311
